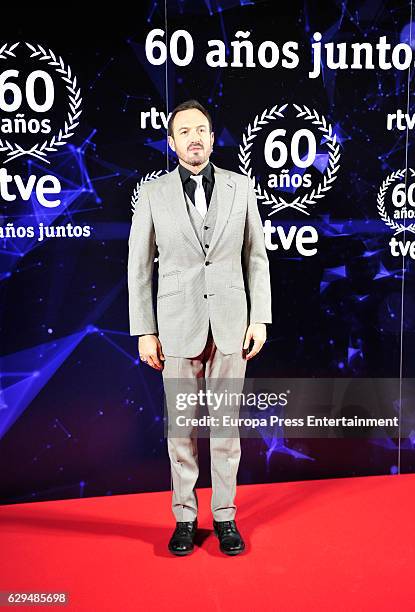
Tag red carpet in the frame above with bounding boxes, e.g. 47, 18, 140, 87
0, 474, 414, 611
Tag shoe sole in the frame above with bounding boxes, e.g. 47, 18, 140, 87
168, 547, 194, 556
169, 548, 194, 557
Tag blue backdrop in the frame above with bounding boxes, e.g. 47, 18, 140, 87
0, 0, 414, 505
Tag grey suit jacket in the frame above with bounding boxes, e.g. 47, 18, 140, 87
128, 162, 272, 357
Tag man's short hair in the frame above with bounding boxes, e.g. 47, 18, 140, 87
167, 99, 213, 137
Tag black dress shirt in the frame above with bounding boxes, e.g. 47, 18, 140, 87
178, 161, 215, 209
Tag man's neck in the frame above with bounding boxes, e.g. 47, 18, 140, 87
178, 159, 210, 174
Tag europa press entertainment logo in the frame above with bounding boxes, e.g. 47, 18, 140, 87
376, 168, 415, 258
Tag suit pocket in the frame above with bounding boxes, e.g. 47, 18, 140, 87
158, 270, 180, 299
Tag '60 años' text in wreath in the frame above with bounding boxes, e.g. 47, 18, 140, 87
0, 42, 82, 164
238, 103, 341, 216
376, 168, 415, 235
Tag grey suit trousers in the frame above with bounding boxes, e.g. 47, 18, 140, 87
162, 323, 247, 522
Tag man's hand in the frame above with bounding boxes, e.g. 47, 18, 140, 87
138, 335, 165, 370
243, 323, 267, 360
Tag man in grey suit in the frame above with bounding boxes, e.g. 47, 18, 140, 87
128, 99, 272, 556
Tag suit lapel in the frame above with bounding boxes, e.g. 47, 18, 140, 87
163, 162, 236, 257
164, 164, 204, 255
208, 163, 236, 256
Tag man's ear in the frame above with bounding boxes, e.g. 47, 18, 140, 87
211, 131, 215, 146
168, 135, 175, 152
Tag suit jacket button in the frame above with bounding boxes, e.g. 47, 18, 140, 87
204, 294, 207, 298
205, 244, 209, 248
204, 225, 209, 230
205, 261, 210, 266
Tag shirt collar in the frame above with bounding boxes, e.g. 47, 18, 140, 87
178, 161, 214, 184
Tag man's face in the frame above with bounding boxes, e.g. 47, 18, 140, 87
168, 108, 214, 168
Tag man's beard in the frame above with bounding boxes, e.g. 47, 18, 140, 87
183, 147, 210, 167
187, 157, 205, 167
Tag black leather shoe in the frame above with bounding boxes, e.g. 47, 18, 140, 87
168, 519, 198, 556
213, 520, 245, 555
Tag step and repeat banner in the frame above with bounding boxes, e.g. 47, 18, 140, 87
0, 1, 414, 504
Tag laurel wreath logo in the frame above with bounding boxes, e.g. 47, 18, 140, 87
0, 42, 19, 60
0, 42, 82, 164
376, 168, 415, 235
238, 103, 341, 216
131, 170, 169, 214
